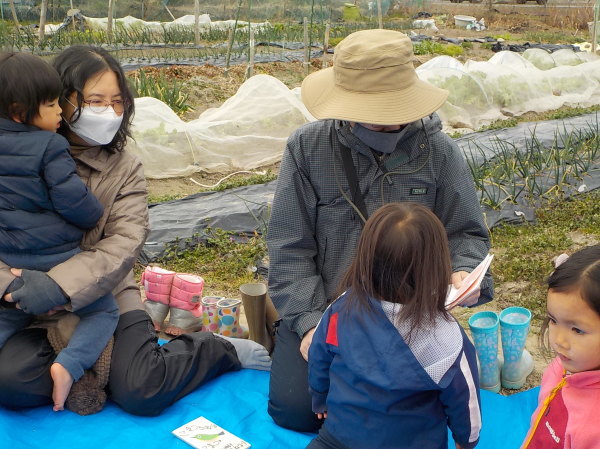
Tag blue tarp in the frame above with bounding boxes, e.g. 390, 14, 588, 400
0, 368, 538, 449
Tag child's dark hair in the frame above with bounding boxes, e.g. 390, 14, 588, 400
0, 52, 62, 124
540, 245, 600, 353
338, 202, 452, 339
52, 45, 134, 152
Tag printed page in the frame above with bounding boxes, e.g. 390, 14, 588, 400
445, 254, 494, 309
172, 416, 251, 449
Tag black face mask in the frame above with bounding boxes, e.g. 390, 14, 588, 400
351, 123, 407, 154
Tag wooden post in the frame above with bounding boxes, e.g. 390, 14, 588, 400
225, 26, 234, 73
322, 22, 330, 69
246, 26, 255, 79
194, 0, 200, 46
70, 0, 76, 30
377, 0, 383, 29
39, 0, 48, 45
592, 1, 599, 55
107, 0, 114, 43
303, 17, 310, 75
8, 0, 19, 28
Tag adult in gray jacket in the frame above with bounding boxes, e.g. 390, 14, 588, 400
267, 29, 493, 432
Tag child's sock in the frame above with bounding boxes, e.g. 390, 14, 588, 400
215, 335, 271, 371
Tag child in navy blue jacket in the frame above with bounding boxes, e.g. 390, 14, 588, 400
0, 53, 118, 413
308, 203, 482, 449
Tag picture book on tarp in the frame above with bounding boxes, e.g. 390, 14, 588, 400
172, 416, 251, 449
445, 254, 494, 310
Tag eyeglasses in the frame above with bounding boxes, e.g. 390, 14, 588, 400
82, 99, 127, 114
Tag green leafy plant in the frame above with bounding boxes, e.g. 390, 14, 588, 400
128, 69, 193, 115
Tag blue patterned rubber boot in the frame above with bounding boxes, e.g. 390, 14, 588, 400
468, 311, 501, 393
500, 307, 534, 390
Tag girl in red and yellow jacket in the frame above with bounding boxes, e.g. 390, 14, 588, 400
522, 245, 600, 449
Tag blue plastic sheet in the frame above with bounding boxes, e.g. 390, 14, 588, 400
0, 369, 538, 449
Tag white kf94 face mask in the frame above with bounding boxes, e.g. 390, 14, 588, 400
67, 106, 124, 146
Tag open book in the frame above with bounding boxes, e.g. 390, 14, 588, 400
445, 254, 494, 310
172, 416, 251, 449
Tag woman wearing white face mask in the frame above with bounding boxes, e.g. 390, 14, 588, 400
0, 46, 270, 416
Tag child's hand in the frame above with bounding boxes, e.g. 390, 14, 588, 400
316, 412, 327, 420
50, 362, 74, 412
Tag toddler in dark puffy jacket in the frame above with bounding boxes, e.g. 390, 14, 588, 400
0, 52, 118, 413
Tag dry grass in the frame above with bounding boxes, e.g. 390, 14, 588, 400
543, 5, 594, 30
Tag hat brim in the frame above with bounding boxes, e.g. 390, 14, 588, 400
301, 67, 449, 125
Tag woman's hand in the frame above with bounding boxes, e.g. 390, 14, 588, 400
451, 271, 480, 307
316, 411, 327, 420
3, 268, 69, 314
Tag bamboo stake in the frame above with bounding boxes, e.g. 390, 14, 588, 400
308, 0, 315, 61
39, 0, 48, 45
8, 0, 19, 28
225, 27, 234, 73
303, 17, 310, 75
225, 0, 243, 72
163, 2, 176, 21
194, 0, 200, 46
247, 0, 252, 63
107, 0, 114, 43
377, 0, 383, 29
246, 26, 255, 79
322, 22, 330, 69
592, 0, 599, 55
70, 0, 76, 30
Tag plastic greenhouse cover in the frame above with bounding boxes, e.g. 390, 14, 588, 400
140, 113, 600, 262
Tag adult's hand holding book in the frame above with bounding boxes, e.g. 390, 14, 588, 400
445, 254, 494, 310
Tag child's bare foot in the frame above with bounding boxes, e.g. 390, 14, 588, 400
50, 363, 73, 412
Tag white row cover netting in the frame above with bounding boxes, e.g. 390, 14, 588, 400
128, 75, 315, 178
46, 14, 271, 34
417, 49, 600, 131
128, 48, 600, 178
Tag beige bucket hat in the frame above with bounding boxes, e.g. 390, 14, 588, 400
301, 29, 449, 125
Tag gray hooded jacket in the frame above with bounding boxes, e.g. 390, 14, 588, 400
267, 114, 492, 338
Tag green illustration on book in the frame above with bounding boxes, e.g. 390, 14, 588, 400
172, 416, 251, 449
194, 431, 225, 441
